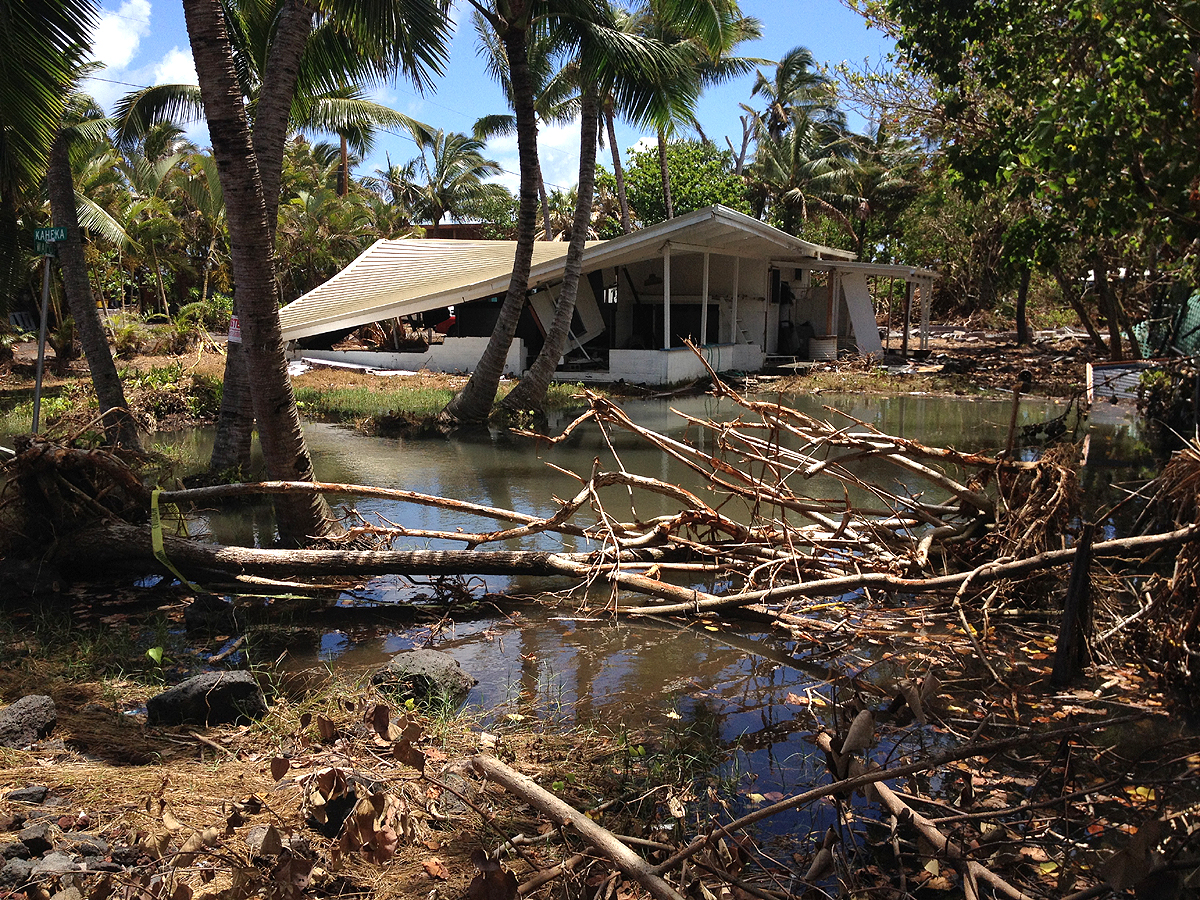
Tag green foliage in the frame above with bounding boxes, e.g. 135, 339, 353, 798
177, 291, 233, 332
473, 187, 520, 240
122, 362, 223, 424
1138, 359, 1197, 451
622, 140, 751, 226
109, 313, 151, 357
882, 0, 1200, 277
295, 384, 457, 422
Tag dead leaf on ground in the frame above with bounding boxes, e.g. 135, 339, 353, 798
423, 857, 451, 880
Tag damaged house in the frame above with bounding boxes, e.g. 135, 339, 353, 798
279, 205, 937, 385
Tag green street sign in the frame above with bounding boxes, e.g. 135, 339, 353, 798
34, 240, 57, 257
34, 226, 66, 243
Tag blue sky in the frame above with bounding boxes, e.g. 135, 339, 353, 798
83, 0, 894, 196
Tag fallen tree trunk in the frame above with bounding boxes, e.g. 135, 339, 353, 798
54, 520, 586, 580
48, 519, 1200, 610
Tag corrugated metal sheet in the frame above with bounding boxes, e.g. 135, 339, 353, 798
279, 205, 857, 341
1088, 360, 1160, 402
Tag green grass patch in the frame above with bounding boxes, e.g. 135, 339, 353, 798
295, 383, 455, 422
295, 379, 595, 426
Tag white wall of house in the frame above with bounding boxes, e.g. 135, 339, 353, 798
606, 343, 766, 385
297, 336, 527, 375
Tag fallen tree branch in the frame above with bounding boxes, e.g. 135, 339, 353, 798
813, 733, 1035, 900
649, 713, 1150, 878
469, 754, 686, 900
617, 525, 1200, 615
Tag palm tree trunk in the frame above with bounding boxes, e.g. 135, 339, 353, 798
150, 242, 170, 320
339, 133, 349, 196
538, 165, 552, 239
502, 92, 600, 411
47, 130, 141, 450
183, 0, 335, 544
209, 319, 254, 474
252, 0, 312, 240
606, 104, 631, 234
208, 0, 313, 476
439, 13, 539, 426
656, 129, 674, 220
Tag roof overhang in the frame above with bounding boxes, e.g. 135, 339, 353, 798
773, 258, 941, 280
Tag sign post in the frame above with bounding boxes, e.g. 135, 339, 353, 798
31, 227, 66, 433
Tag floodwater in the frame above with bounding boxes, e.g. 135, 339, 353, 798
151, 392, 1150, 824
8, 391, 1152, 826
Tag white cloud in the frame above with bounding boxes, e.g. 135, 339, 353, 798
629, 135, 656, 154
487, 118, 583, 195
152, 47, 197, 86
89, 0, 152, 70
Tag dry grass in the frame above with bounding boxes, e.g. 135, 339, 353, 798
0, 648, 626, 900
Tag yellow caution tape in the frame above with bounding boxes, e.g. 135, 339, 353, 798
151, 488, 203, 592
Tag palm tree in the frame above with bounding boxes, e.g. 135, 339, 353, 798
124, 0, 449, 482
46, 93, 142, 448
846, 124, 923, 259
630, 0, 762, 219
748, 45, 839, 141
440, 0, 705, 425
403, 128, 509, 228
501, 0, 689, 411
746, 108, 860, 240
181, 0, 346, 542
471, 11, 579, 240
177, 151, 228, 310
364, 153, 419, 211
0, 0, 95, 310
438, 0, 545, 426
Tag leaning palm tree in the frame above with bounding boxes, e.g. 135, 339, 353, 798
437, 0, 548, 426
46, 92, 142, 448
439, 0, 704, 425
501, 0, 695, 412
472, 11, 578, 240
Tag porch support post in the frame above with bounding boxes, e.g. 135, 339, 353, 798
902, 280, 913, 358
700, 252, 710, 345
731, 257, 740, 342
829, 270, 840, 336
920, 278, 931, 350
662, 243, 672, 350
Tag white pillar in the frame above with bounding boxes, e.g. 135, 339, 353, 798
731, 257, 740, 342
662, 243, 672, 350
700, 252, 710, 345
920, 279, 931, 350
829, 270, 840, 336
